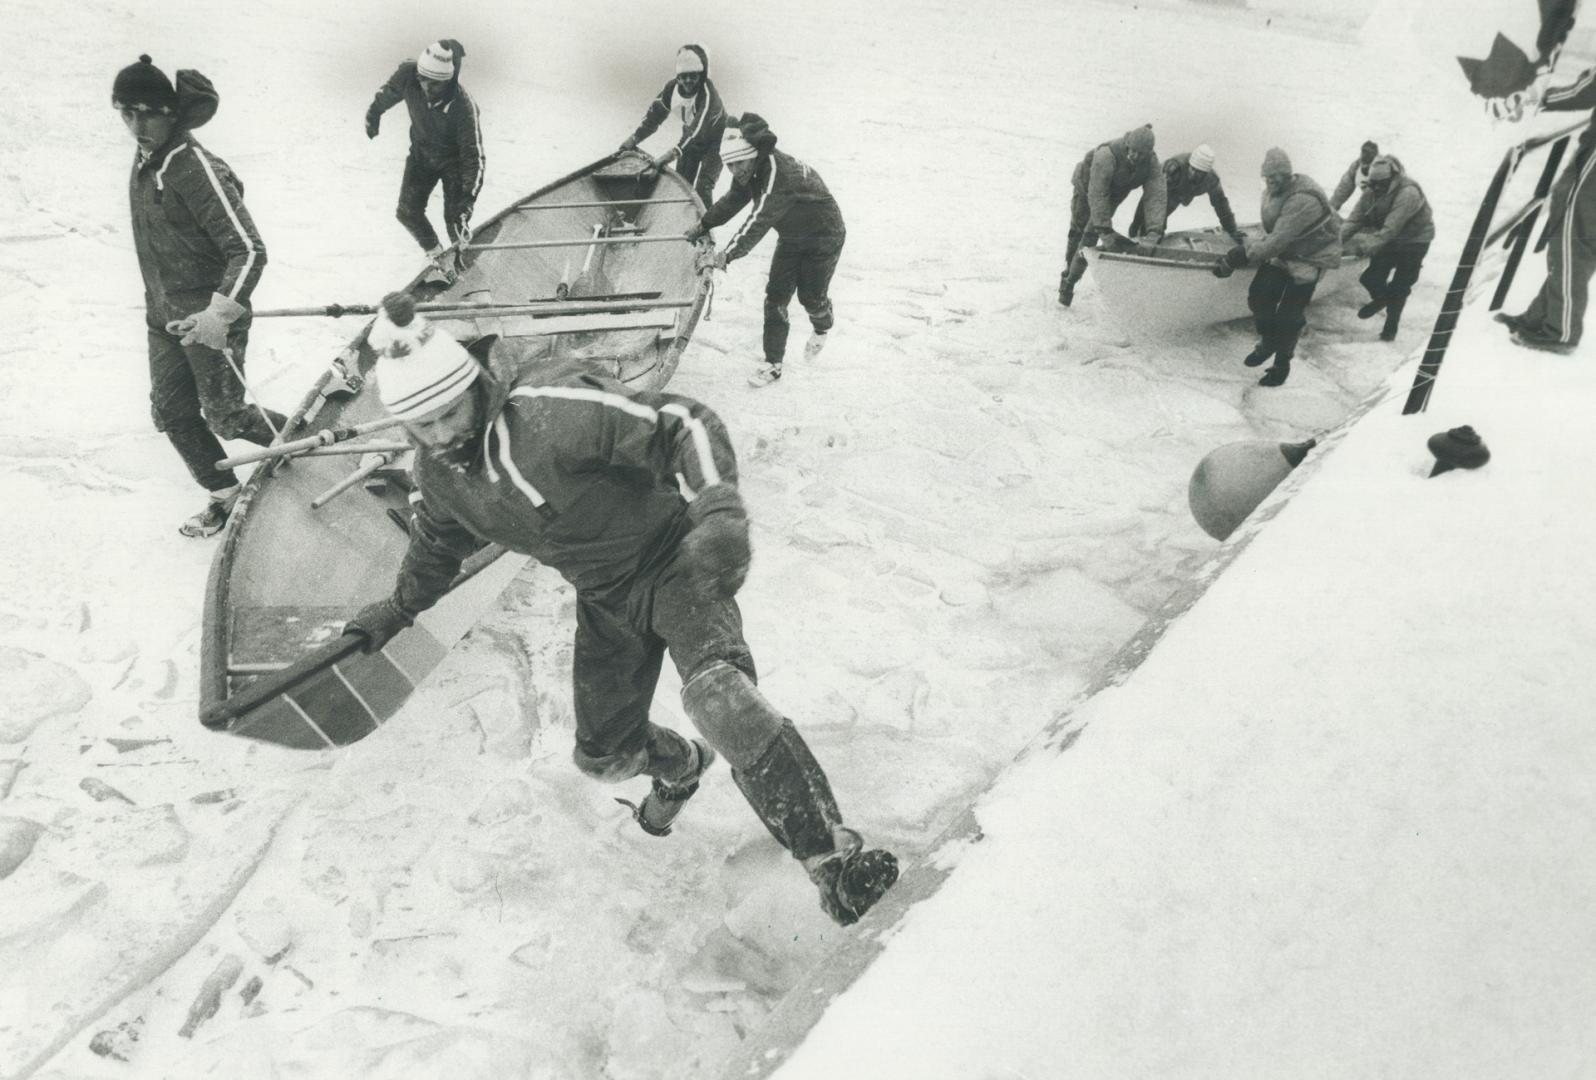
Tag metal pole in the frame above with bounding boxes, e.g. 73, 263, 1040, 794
466, 234, 690, 252
512, 197, 692, 211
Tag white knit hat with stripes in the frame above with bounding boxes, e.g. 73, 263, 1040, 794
720, 125, 757, 164
371, 311, 480, 421
417, 42, 456, 81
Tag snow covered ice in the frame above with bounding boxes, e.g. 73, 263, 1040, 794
2, 0, 1593, 1078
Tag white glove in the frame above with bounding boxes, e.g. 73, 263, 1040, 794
166, 292, 245, 351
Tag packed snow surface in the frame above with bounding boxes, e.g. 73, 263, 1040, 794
2, 1, 1589, 1078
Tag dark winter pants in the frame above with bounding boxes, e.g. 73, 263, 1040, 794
396, 152, 471, 253
1360, 241, 1429, 315
1247, 263, 1321, 364
678, 150, 722, 210
147, 319, 284, 492
764, 235, 844, 364
571, 520, 755, 783
1518, 145, 1596, 346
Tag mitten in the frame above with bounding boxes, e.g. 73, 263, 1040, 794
344, 596, 414, 653
680, 485, 750, 599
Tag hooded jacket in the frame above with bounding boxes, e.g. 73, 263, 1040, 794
1344, 161, 1434, 248
128, 70, 266, 325
1332, 156, 1377, 210
629, 46, 727, 165
367, 50, 484, 206
1073, 127, 1167, 235
699, 147, 845, 262
393, 352, 739, 612
1248, 174, 1343, 280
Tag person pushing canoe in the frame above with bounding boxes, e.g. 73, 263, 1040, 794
344, 294, 899, 926
619, 44, 728, 208
365, 39, 483, 286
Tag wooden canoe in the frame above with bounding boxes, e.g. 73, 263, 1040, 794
1088, 224, 1367, 338
198, 151, 712, 748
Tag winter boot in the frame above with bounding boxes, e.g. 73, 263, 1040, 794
1258, 360, 1291, 387
179, 486, 240, 538
1243, 344, 1272, 367
803, 332, 829, 361
748, 362, 783, 388
617, 739, 717, 837
1058, 273, 1075, 307
423, 245, 459, 287
1379, 298, 1405, 342
1511, 329, 1575, 354
803, 827, 900, 926
1494, 311, 1527, 334
1357, 295, 1388, 319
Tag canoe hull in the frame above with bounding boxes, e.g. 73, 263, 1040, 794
1090, 224, 1367, 338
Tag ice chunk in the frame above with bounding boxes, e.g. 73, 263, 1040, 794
0, 647, 91, 742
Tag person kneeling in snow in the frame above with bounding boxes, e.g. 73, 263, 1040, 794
686, 114, 846, 388
345, 294, 898, 927
113, 55, 284, 538
1341, 155, 1433, 342
1212, 147, 1342, 388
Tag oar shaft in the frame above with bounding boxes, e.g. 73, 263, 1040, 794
310, 451, 401, 509
215, 417, 403, 469
301, 441, 411, 458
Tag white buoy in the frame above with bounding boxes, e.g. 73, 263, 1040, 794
1188, 439, 1315, 541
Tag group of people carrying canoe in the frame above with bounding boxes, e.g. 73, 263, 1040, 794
110, 43, 888, 928
1057, 124, 1437, 388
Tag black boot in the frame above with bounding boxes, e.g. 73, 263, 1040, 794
1258, 360, 1291, 387
1380, 298, 1405, 341
732, 721, 841, 859
1358, 295, 1388, 320
803, 827, 900, 926
1058, 272, 1074, 308
1243, 344, 1272, 367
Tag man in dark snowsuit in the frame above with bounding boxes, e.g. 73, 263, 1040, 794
1341, 156, 1434, 341
688, 114, 846, 387
1213, 147, 1342, 387
345, 295, 898, 927
113, 55, 283, 538
366, 40, 484, 285
620, 44, 727, 208
1130, 144, 1245, 246
1495, 63, 1596, 353
1059, 123, 1167, 307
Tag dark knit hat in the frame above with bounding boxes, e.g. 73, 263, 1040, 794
1427, 425, 1490, 477
737, 112, 778, 153
112, 55, 177, 114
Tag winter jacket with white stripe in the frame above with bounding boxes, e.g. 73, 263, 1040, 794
630, 77, 727, 164
394, 355, 739, 612
699, 149, 846, 262
368, 62, 485, 202
129, 133, 267, 325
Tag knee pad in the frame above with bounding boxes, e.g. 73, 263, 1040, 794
681, 660, 785, 770
572, 743, 649, 782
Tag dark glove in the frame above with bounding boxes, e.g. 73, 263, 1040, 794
1080, 230, 1099, 250
1228, 229, 1247, 247
365, 112, 379, 139
344, 597, 413, 653
1211, 259, 1234, 278
680, 485, 751, 599
1222, 245, 1248, 269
